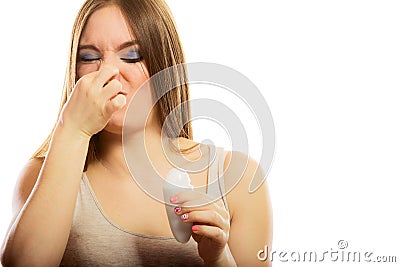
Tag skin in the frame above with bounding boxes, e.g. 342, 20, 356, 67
0, 5, 272, 267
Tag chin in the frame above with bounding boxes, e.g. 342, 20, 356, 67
103, 110, 126, 134
104, 109, 148, 135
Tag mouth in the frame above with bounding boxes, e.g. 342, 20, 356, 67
110, 91, 128, 101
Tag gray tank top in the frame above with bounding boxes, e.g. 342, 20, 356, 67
60, 147, 228, 266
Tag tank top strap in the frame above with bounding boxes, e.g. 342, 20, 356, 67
206, 145, 229, 213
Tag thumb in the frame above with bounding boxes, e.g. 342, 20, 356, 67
105, 94, 127, 117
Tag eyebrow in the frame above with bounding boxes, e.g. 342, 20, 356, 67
78, 40, 139, 52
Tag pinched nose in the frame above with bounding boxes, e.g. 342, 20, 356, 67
101, 56, 121, 82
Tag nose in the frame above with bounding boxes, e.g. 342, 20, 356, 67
100, 52, 121, 80
102, 52, 119, 65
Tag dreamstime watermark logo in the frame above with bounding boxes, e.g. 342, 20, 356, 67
122, 62, 275, 205
257, 240, 397, 264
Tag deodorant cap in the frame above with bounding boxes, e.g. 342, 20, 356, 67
165, 168, 193, 189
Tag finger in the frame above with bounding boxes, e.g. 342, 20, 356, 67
176, 202, 229, 221
180, 210, 228, 230
175, 199, 226, 216
102, 78, 126, 116
171, 194, 225, 212
191, 224, 228, 244
96, 65, 119, 87
102, 79, 123, 101
170, 190, 213, 206
104, 94, 126, 116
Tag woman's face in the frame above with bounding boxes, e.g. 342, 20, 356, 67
77, 5, 154, 134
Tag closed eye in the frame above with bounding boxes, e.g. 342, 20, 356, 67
79, 53, 101, 63
120, 56, 143, 63
119, 49, 142, 63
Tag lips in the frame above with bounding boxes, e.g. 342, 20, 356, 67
110, 91, 127, 101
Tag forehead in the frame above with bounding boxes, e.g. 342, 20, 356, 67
80, 5, 134, 47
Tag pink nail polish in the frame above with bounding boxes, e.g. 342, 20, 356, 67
174, 207, 181, 213
170, 195, 178, 203
192, 225, 199, 232
181, 214, 188, 220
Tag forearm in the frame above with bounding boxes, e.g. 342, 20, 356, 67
2, 124, 90, 266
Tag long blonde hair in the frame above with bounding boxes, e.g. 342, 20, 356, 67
32, 0, 193, 167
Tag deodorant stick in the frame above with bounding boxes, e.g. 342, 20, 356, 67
163, 168, 193, 243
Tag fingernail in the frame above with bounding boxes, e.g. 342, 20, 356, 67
181, 214, 188, 220
174, 207, 181, 213
170, 195, 178, 203
192, 225, 199, 232
114, 94, 126, 107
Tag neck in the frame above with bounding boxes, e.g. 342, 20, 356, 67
95, 125, 167, 179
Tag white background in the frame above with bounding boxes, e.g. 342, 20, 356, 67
1, 1, 399, 266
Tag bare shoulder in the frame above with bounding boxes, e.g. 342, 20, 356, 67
222, 151, 272, 218
223, 151, 273, 266
176, 137, 202, 150
223, 151, 268, 194
12, 158, 45, 216
176, 137, 209, 160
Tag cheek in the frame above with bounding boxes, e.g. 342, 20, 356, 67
76, 63, 99, 79
121, 83, 156, 132
119, 63, 149, 92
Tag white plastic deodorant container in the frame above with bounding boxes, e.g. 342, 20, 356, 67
163, 168, 193, 243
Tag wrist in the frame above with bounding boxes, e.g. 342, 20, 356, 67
204, 247, 237, 267
53, 121, 92, 144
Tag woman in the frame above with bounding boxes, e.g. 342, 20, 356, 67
1, 0, 272, 266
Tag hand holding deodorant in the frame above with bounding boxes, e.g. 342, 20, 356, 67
163, 168, 193, 243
